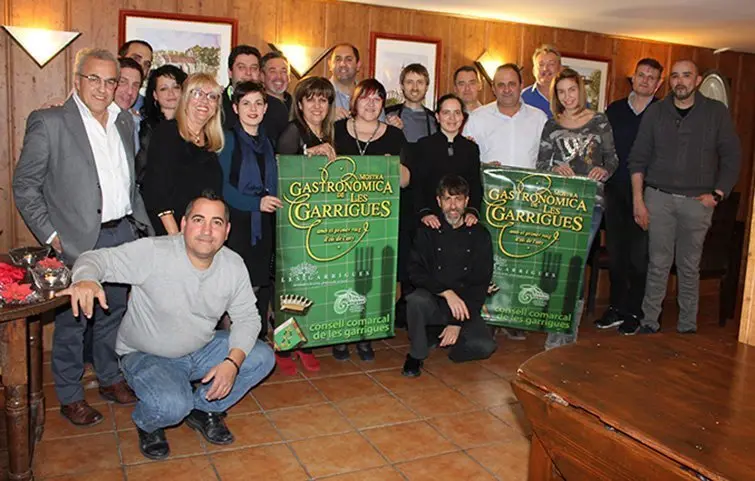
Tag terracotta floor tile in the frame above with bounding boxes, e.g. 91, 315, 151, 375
206, 413, 281, 451
424, 362, 498, 387
421, 347, 455, 366
263, 364, 305, 383
319, 466, 405, 481
479, 350, 541, 378
33, 432, 120, 478
226, 391, 261, 416
456, 378, 517, 407
43, 384, 107, 409
211, 444, 308, 480
493, 330, 548, 353
396, 385, 476, 417
125, 456, 218, 480
267, 403, 352, 440
352, 349, 406, 372
337, 394, 418, 429
312, 373, 388, 402
467, 438, 531, 481
43, 404, 116, 439
428, 410, 521, 448
488, 403, 532, 437
363, 421, 457, 462
253, 381, 325, 411
369, 370, 445, 394
396, 451, 496, 481
289, 432, 385, 478
298, 356, 361, 379
38, 468, 125, 480
382, 330, 410, 347
118, 424, 205, 465
110, 404, 135, 430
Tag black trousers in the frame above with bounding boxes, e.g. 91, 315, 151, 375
604, 186, 649, 317
406, 288, 496, 362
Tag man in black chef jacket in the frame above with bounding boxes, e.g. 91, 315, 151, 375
402, 175, 497, 377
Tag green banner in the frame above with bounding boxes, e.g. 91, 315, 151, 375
481, 168, 597, 333
274, 155, 399, 350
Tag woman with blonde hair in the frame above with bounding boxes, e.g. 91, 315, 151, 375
142, 72, 225, 235
277, 76, 337, 161
536, 67, 619, 349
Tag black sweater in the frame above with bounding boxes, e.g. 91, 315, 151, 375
412, 131, 482, 219
605, 96, 656, 192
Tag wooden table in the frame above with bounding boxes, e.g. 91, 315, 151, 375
513, 335, 755, 481
1, 296, 67, 481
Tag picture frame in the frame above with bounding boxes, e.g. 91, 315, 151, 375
369, 32, 442, 110
118, 10, 238, 88
560, 54, 611, 112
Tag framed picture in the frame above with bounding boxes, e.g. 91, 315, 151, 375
561, 54, 611, 112
118, 10, 238, 88
369, 32, 442, 109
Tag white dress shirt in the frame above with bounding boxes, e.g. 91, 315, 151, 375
463, 101, 547, 168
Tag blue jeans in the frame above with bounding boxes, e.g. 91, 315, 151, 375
545, 205, 603, 350
120, 331, 274, 433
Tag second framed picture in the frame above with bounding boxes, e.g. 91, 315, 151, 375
369, 33, 442, 110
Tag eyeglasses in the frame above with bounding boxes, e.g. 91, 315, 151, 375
190, 88, 221, 103
78, 73, 118, 89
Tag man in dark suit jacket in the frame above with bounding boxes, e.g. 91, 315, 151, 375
13, 48, 153, 427
221, 44, 262, 130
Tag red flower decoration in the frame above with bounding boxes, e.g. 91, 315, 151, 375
0, 283, 34, 302
0, 262, 26, 285
37, 258, 65, 269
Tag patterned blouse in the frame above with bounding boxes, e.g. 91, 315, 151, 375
536, 112, 619, 207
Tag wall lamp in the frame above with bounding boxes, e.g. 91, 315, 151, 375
2, 26, 81, 68
268, 42, 334, 79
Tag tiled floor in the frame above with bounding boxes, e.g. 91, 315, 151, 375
1, 295, 740, 480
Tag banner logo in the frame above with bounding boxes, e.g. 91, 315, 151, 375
517, 284, 550, 307
289, 262, 318, 280
333, 288, 367, 314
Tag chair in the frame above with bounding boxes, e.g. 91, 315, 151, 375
586, 192, 743, 326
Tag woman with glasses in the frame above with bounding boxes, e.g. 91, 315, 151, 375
277, 76, 337, 161
331, 78, 409, 362
136, 65, 188, 183
142, 72, 225, 236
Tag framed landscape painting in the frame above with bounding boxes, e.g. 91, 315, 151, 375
561, 54, 611, 112
118, 10, 237, 87
369, 33, 441, 109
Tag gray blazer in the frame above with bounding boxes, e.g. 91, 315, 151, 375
13, 97, 154, 261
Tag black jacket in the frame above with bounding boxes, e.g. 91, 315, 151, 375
409, 221, 493, 322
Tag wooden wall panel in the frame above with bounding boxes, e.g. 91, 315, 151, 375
410, 11, 451, 95
447, 17, 491, 103
555, 29, 588, 56
1, 0, 10, 251
323, 1, 370, 79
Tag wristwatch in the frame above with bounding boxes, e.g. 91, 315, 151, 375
711, 191, 723, 203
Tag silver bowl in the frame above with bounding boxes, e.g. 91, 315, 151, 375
30, 264, 71, 300
8, 246, 52, 268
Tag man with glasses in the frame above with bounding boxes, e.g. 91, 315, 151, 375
13, 48, 153, 427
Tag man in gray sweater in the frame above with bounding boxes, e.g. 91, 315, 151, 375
628, 59, 741, 334
58, 191, 275, 460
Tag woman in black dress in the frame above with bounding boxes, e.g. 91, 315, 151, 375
413, 93, 482, 227
332, 79, 409, 361
277, 76, 337, 161
141, 73, 224, 235
136, 65, 187, 183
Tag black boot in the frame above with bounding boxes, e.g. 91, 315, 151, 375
137, 426, 170, 460
185, 409, 234, 445
401, 354, 423, 377
332, 344, 350, 361
356, 341, 375, 361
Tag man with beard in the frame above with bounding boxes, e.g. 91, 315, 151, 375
521, 44, 561, 118
329, 43, 362, 120
385, 63, 437, 143
402, 175, 496, 377
596, 58, 663, 335
222, 45, 262, 129
629, 59, 740, 335
260, 51, 292, 145
453, 65, 483, 113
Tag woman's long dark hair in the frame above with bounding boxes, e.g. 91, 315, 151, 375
140, 65, 188, 125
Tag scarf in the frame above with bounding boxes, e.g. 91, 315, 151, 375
234, 123, 277, 246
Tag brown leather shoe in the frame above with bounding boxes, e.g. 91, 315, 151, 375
99, 380, 137, 404
60, 400, 104, 427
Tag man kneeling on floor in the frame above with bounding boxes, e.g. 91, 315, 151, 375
58, 191, 275, 460
402, 175, 497, 376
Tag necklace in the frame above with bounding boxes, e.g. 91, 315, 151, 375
352, 118, 380, 156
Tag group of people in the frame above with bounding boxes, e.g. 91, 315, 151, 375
11, 36, 740, 461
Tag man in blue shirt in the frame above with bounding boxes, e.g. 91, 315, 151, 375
329, 43, 362, 120
521, 44, 561, 118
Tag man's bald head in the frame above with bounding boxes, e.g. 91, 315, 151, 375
672, 59, 699, 77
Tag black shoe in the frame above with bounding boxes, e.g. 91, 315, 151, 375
595, 307, 623, 329
637, 325, 659, 335
137, 426, 170, 460
356, 341, 375, 361
185, 409, 234, 445
332, 344, 351, 361
618, 314, 640, 335
401, 355, 423, 377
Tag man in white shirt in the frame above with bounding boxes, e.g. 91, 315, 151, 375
453, 66, 483, 113
13, 48, 153, 427
463, 63, 547, 340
